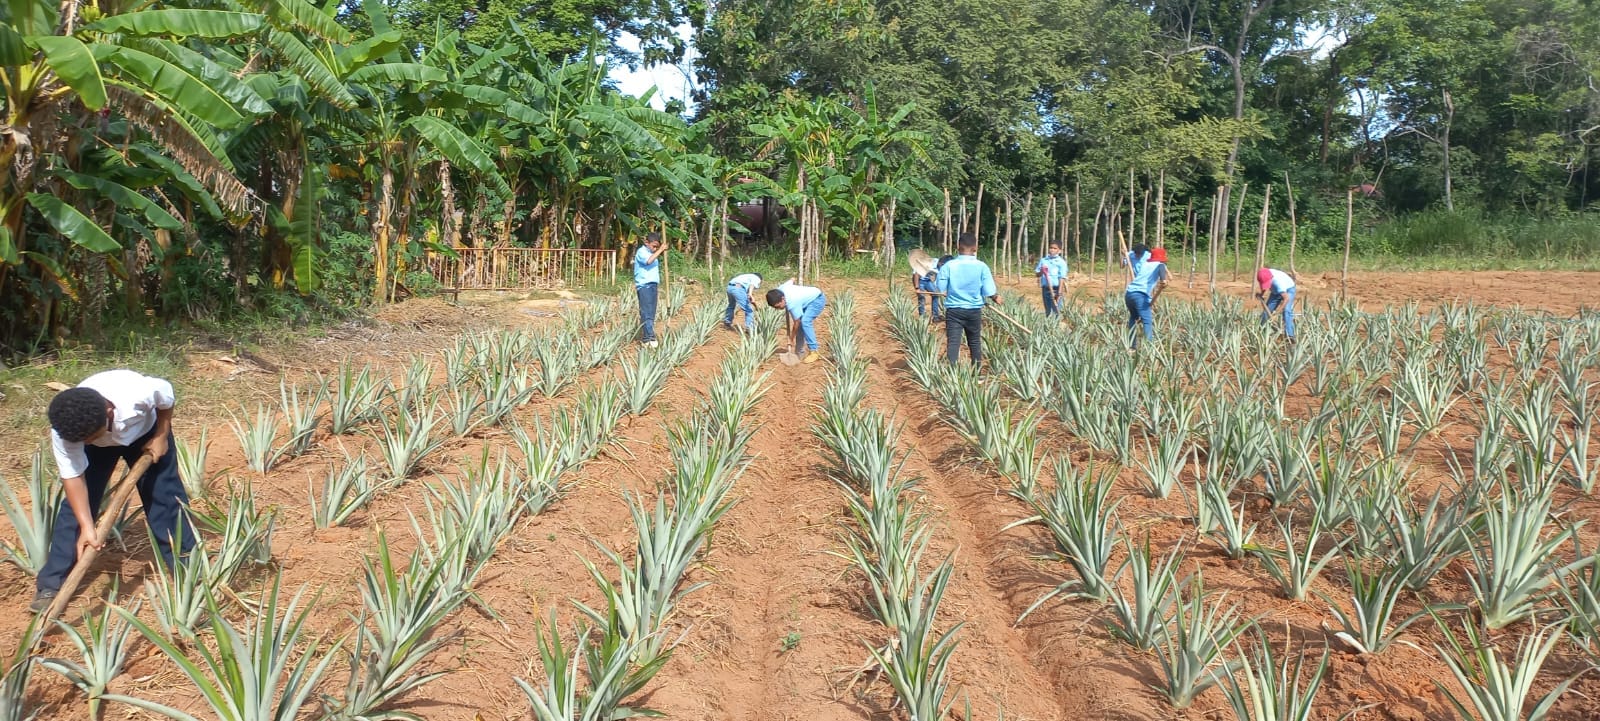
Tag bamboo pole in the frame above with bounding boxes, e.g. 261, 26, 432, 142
1283, 171, 1299, 276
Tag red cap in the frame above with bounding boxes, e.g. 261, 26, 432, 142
1256, 268, 1273, 288
1149, 247, 1167, 263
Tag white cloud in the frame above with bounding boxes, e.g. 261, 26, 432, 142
604, 24, 698, 114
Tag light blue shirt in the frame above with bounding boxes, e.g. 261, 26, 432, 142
1264, 269, 1295, 293
1125, 252, 1168, 295
778, 281, 823, 319
633, 246, 660, 286
937, 255, 996, 309
1035, 256, 1069, 287
728, 273, 761, 291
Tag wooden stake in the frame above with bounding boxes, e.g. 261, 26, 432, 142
1155, 170, 1166, 248
1232, 182, 1249, 281
41, 455, 154, 628
934, 187, 947, 255
1256, 184, 1271, 273
1283, 171, 1299, 276
1342, 187, 1354, 298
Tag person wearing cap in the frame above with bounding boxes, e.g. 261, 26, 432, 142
32, 369, 195, 612
724, 272, 763, 332
1256, 267, 1297, 339
634, 233, 668, 348
937, 234, 998, 366
766, 278, 827, 364
1147, 247, 1169, 305
1034, 243, 1069, 316
1122, 243, 1168, 349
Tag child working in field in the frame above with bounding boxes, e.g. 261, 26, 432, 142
1256, 267, 1297, 340
633, 233, 668, 348
913, 264, 942, 321
1034, 243, 1069, 316
724, 272, 762, 332
938, 234, 998, 366
1123, 244, 1169, 350
766, 278, 828, 364
33, 370, 196, 612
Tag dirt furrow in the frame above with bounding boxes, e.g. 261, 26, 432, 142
855, 308, 1161, 721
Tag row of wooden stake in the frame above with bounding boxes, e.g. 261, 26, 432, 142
931, 172, 1360, 296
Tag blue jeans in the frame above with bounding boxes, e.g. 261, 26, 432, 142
637, 282, 658, 341
796, 295, 826, 350
724, 284, 755, 329
38, 428, 195, 594
1125, 291, 1154, 347
1263, 288, 1296, 338
1041, 284, 1061, 316
917, 280, 942, 318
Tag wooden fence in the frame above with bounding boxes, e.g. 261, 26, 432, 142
425, 247, 617, 292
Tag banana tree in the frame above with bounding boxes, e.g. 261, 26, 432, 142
2, 1, 274, 346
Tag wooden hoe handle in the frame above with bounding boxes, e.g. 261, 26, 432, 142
38, 454, 154, 628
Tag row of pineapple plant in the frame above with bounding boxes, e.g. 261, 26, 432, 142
0, 293, 719, 720
517, 296, 773, 719
969, 288, 1599, 719
815, 292, 964, 720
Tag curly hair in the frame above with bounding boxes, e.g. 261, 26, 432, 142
48, 387, 108, 442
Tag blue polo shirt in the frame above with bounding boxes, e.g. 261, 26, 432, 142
937, 254, 996, 309
778, 282, 823, 319
1126, 253, 1168, 296
633, 246, 660, 286
1035, 256, 1069, 287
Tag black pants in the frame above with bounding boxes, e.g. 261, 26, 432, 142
37, 428, 195, 593
945, 307, 983, 365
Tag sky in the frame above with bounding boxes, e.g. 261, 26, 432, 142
605, 25, 699, 114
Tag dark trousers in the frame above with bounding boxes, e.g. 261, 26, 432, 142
637, 282, 659, 342
1041, 285, 1060, 316
945, 307, 984, 365
38, 428, 195, 593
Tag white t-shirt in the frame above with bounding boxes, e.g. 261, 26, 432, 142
1266, 269, 1296, 293
728, 273, 762, 291
50, 370, 175, 479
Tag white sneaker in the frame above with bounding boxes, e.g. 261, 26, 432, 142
646, 340, 659, 349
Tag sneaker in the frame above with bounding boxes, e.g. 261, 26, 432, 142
646, 340, 659, 349
803, 351, 822, 364
29, 589, 57, 613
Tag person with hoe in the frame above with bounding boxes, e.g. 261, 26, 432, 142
32, 369, 195, 612
1123, 243, 1169, 350
634, 233, 668, 348
766, 278, 828, 364
1256, 266, 1297, 341
1034, 242, 1069, 316
937, 233, 998, 366
724, 272, 763, 332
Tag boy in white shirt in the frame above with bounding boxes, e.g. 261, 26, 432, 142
34, 369, 195, 612
1255, 267, 1297, 340
724, 273, 763, 332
